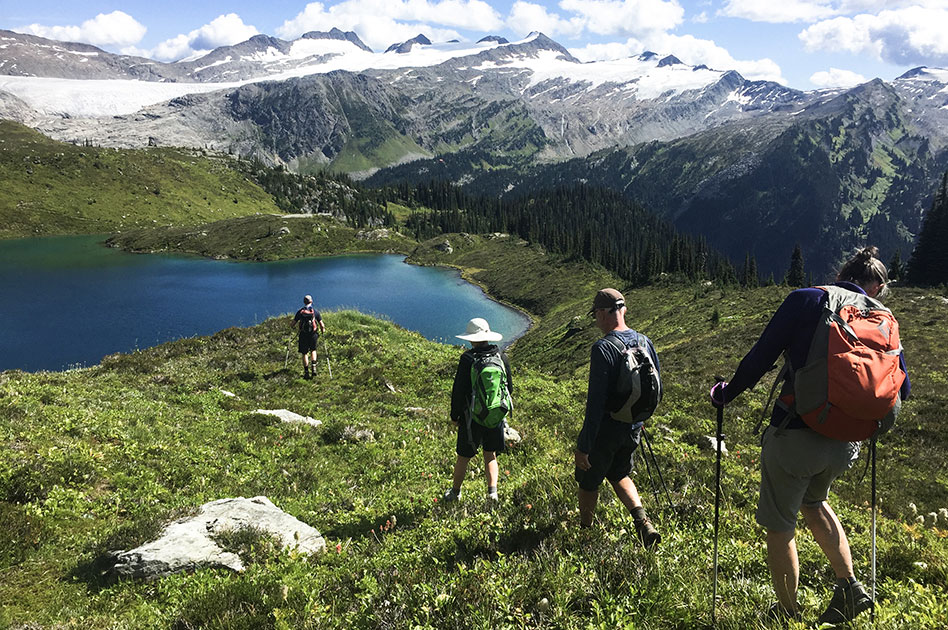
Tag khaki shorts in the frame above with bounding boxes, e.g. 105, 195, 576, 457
756, 426, 859, 531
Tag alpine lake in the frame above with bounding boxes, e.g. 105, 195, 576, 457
0, 235, 530, 372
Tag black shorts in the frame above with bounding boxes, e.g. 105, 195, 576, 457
456, 418, 506, 458
575, 425, 642, 491
298, 333, 319, 354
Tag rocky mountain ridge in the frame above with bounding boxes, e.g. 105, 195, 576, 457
2, 27, 947, 275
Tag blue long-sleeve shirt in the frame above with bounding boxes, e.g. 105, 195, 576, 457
577, 328, 661, 453
721, 282, 910, 429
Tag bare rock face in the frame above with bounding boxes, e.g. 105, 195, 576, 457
109, 496, 325, 579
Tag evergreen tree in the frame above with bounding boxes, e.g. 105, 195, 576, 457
889, 250, 904, 282
741, 253, 759, 287
907, 171, 948, 286
786, 244, 806, 287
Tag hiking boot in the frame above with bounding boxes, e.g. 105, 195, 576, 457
817, 580, 872, 625
302, 369, 312, 380
635, 518, 661, 549
442, 488, 461, 502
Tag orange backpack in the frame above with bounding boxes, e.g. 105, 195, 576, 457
766, 285, 905, 441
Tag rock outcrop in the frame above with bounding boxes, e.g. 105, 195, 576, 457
110, 496, 326, 579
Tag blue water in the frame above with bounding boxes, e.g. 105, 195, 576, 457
0, 236, 530, 372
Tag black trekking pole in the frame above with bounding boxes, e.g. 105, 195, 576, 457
323, 335, 333, 379
641, 429, 662, 509
870, 439, 877, 623
712, 376, 726, 624
284, 334, 294, 369
642, 428, 675, 516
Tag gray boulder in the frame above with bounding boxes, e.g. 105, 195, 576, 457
110, 496, 325, 579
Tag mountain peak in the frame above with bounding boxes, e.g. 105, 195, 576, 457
504, 32, 578, 63
300, 28, 373, 52
385, 34, 432, 54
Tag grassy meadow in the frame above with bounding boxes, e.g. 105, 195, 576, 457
106, 214, 416, 261
0, 121, 279, 239
1, 235, 946, 629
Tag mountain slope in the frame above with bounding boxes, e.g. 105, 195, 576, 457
1, 239, 945, 628
423, 80, 947, 277
0, 120, 280, 238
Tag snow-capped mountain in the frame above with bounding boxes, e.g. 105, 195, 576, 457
0, 28, 816, 156
1, 27, 947, 283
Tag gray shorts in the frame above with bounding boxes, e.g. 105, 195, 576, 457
756, 427, 859, 532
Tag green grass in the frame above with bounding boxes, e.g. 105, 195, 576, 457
1, 235, 946, 629
106, 214, 416, 261
0, 121, 281, 239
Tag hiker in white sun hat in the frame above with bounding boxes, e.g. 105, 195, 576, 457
455, 317, 503, 343
442, 318, 513, 503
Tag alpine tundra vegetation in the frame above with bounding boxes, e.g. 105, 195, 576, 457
2, 16, 948, 630
1, 235, 946, 629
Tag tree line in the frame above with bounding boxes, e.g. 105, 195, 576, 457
238, 158, 395, 228
382, 180, 740, 285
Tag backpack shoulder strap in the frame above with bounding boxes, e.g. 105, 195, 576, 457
603, 333, 626, 353
754, 354, 790, 435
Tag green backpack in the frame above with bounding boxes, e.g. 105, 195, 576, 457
469, 351, 513, 428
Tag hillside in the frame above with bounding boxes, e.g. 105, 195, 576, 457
105, 214, 415, 262
0, 121, 282, 239
1, 237, 945, 629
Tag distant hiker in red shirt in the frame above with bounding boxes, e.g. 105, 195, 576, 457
710, 247, 910, 624
292, 295, 325, 380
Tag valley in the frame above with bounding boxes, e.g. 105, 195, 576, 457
1, 19, 947, 630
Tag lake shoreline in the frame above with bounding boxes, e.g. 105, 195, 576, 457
0, 234, 532, 372
102, 226, 536, 348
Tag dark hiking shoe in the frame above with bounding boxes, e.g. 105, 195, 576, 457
442, 488, 461, 502
302, 370, 312, 380
635, 518, 661, 549
817, 580, 872, 625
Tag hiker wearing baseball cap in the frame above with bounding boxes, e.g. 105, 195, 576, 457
576, 288, 662, 548
291, 294, 325, 380
443, 318, 514, 503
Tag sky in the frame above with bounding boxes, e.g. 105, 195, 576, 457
3, 1, 948, 90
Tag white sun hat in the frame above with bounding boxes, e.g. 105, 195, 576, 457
456, 317, 503, 343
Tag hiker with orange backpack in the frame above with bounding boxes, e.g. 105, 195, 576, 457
710, 247, 910, 624
292, 295, 325, 380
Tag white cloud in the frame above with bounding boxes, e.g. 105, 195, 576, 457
719, 1, 948, 24
557, 0, 685, 37
276, 0, 504, 50
719, 0, 837, 23
147, 14, 260, 61
800, 7, 948, 67
23, 11, 147, 48
507, 1, 586, 38
570, 32, 785, 83
809, 67, 868, 87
